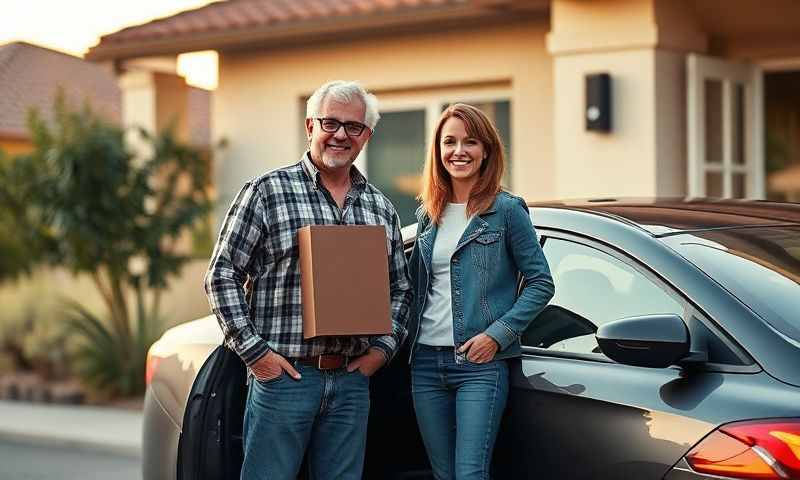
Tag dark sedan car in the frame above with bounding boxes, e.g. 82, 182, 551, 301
144, 198, 800, 480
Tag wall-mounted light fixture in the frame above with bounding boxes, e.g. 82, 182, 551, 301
586, 73, 612, 133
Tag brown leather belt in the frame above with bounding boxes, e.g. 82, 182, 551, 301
294, 354, 349, 370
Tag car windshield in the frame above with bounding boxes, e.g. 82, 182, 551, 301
673, 226, 800, 344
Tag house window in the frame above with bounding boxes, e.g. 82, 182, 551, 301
365, 110, 427, 227
364, 95, 512, 226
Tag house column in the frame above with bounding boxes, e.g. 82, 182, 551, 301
548, 0, 707, 198
118, 66, 196, 252
118, 65, 191, 159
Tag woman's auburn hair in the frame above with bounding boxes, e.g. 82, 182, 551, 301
419, 103, 506, 224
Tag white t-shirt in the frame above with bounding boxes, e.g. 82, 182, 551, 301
418, 203, 472, 346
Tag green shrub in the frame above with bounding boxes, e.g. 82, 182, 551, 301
0, 93, 215, 396
64, 300, 159, 397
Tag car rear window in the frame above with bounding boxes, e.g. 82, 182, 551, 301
674, 226, 800, 344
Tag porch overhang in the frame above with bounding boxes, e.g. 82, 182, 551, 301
85, 0, 549, 62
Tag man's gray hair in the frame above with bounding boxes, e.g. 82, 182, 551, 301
306, 80, 380, 130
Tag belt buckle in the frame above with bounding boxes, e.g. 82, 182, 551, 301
315, 354, 334, 370
316, 354, 347, 370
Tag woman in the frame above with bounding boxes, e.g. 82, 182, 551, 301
407, 103, 555, 480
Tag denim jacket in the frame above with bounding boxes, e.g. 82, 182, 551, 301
407, 192, 555, 362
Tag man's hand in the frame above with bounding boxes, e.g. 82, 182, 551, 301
346, 347, 387, 377
458, 333, 499, 363
251, 351, 301, 381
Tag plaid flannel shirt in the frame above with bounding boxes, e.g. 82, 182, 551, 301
204, 153, 412, 366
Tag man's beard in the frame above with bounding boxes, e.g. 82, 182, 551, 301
321, 151, 354, 169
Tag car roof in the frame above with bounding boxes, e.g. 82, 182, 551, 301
400, 198, 800, 243
529, 198, 800, 236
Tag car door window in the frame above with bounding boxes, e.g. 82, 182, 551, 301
523, 238, 683, 355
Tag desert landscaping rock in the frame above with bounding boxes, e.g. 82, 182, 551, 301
0, 374, 85, 405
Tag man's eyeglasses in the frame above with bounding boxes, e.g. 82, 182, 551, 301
316, 118, 370, 136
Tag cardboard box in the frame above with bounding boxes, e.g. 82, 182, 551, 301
298, 225, 391, 339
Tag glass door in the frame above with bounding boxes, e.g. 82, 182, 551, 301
687, 53, 764, 198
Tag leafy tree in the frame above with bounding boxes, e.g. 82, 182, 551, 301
0, 149, 53, 279
0, 95, 213, 395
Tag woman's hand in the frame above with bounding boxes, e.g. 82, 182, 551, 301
458, 333, 499, 363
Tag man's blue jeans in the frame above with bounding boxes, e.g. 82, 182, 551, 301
411, 345, 509, 480
240, 362, 370, 480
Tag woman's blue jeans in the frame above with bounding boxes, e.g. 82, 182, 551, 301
411, 344, 509, 480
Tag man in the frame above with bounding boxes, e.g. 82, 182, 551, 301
204, 80, 412, 480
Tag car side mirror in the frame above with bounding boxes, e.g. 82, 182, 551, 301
596, 314, 695, 368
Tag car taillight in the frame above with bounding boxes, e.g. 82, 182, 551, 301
145, 353, 161, 386
686, 419, 800, 479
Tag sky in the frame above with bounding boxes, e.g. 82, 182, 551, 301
0, 0, 218, 89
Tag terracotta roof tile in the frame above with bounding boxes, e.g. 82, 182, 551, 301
86, 0, 551, 61
97, 0, 468, 46
0, 42, 121, 140
0, 42, 212, 147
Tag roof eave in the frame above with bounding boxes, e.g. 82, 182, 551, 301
0, 129, 30, 142
85, 3, 548, 62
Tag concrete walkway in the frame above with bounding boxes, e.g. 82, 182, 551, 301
0, 400, 142, 458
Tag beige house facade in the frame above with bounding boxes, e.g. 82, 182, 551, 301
88, 0, 800, 226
